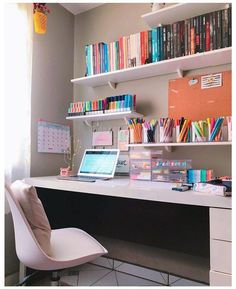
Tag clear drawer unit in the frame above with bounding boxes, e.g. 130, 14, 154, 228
130, 150, 162, 181
151, 159, 192, 183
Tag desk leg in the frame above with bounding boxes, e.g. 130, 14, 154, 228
19, 262, 26, 283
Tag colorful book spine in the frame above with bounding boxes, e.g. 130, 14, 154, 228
119, 37, 124, 69
205, 13, 210, 51
157, 27, 161, 61
152, 28, 158, 62
184, 19, 189, 56
166, 25, 171, 59
190, 18, 195, 54
148, 30, 152, 63
179, 21, 185, 56
221, 8, 229, 48
140, 31, 145, 65
172, 23, 177, 58
195, 16, 200, 53
216, 10, 222, 49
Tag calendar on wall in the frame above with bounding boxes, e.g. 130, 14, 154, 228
37, 119, 71, 153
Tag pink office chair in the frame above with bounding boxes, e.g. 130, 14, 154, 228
5, 181, 108, 286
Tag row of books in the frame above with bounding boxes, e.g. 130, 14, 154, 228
85, 6, 231, 76
67, 94, 136, 116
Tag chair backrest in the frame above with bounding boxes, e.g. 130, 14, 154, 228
5, 183, 52, 270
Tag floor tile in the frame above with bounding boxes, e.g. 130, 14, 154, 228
116, 271, 162, 286
72, 263, 110, 272
90, 256, 114, 269
116, 262, 168, 285
113, 260, 123, 269
93, 271, 118, 286
169, 275, 205, 286
77, 264, 112, 286
60, 275, 78, 286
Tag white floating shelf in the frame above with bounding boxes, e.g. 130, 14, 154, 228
66, 111, 143, 122
128, 141, 232, 148
142, 3, 229, 27
71, 48, 231, 88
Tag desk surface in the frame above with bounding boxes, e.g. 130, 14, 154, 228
25, 176, 231, 209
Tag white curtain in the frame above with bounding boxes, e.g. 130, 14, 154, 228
4, 3, 33, 194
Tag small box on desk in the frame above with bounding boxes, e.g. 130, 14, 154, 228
129, 150, 162, 181
151, 159, 192, 183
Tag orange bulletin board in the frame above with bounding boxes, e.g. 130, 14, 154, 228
168, 71, 231, 121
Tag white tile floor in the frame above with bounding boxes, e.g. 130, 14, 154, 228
33, 256, 207, 286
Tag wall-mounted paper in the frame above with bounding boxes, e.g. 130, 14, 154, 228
116, 154, 129, 174
92, 131, 113, 146
118, 129, 129, 151
38, 120, 71, 153
201, 73, 222, 89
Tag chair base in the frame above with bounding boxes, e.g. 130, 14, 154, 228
17, 270, 69, 286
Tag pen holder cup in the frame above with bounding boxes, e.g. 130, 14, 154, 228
143, 129, 156, 143
129, 127, 143, 144
159, 126, 173, 143
208, 127, 223, 142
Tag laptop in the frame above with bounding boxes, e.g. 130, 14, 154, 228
59, 149, 120, 182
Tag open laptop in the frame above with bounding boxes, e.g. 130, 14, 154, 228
59, 149, 120, 182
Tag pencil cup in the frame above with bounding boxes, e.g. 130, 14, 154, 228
129, 127, 142, 144
210, 128, 223, 142
191, 121, 207, 142
208, 126, 223, 142
207, 117, 224, 142
143, 128, 156, 143
159, 126, 173, 143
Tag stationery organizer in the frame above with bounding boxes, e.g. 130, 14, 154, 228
128, 116, 231, 144
151, 159, 192, 183
67, 94, 136, 117
187, 169, 213, 183
130, 150, 163, 181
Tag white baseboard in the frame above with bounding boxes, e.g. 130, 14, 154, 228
5, 272, 19, 286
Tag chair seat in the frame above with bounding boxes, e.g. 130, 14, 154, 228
50, 228, 107, 265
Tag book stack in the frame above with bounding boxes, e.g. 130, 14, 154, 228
85, 6, 231, 76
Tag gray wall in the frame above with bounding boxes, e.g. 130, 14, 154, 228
73, 3, 231, 176
30, 3, 74, 177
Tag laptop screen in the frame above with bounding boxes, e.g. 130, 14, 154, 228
78, 149, 120, 178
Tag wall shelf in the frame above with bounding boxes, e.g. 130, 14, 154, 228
142, 3, 229, 28
71, 48, 231, 88
66, 110, 143, 122
128, 141, 232, 148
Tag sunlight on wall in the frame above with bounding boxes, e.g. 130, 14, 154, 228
4, 3, 33, 185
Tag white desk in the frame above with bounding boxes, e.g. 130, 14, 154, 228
25, 176, 231, 209
25, 176, 232, 285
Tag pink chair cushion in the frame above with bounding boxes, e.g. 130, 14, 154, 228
10, 180, 52, 256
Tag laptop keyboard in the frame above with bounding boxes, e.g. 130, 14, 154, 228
76, 176, 96, 182
58, 176, 96, 182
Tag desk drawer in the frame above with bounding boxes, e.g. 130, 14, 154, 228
210, 239, 231, 274
210, 270, 231, 286
210, 208, 231, 241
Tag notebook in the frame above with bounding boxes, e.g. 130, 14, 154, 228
59, 149, 120, 182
